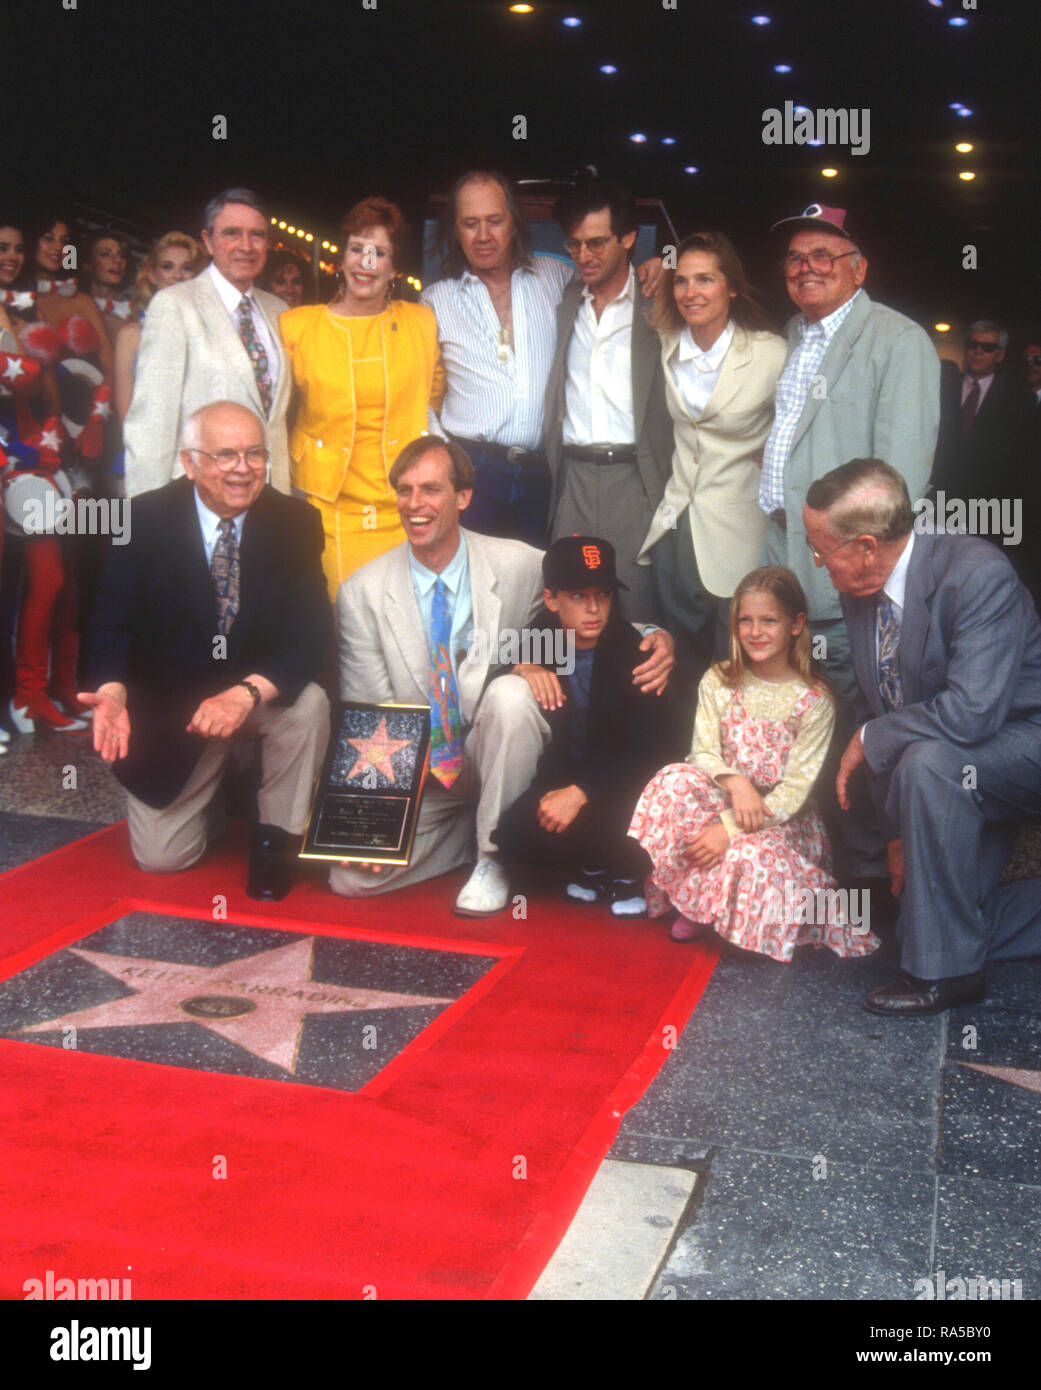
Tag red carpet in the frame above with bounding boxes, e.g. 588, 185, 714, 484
0, 823, 718, 1300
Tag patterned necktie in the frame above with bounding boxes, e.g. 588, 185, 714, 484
212, 518, 240, 636
236, 294, 273, 417
428, 578, 463, 787
961, 379, 980, 437
876, 594, 903, 711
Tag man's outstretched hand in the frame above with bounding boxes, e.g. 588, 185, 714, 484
80, 683, 130, 762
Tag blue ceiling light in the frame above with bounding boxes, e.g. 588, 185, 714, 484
948, 15, 969, 25
807, 138, 824, 147
773, 63, 792, 73
600, 63, 618, 74
562, 16, 582, 27
630, 133, 648, 144
793, 104, 811, 114
684, 166, 699, 174
955, 105, 974, 117
751, 15, 771, 25
662, 136, 677, 145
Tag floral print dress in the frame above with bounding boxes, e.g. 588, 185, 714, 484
629, 666, 879, 962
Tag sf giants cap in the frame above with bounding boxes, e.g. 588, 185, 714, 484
770, 203, 857, 243
542, 535, 628, 591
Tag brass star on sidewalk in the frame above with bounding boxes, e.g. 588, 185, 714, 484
347, 715, 413, 782
17, 937, 452, 1074
956, 1062, 1041, 1096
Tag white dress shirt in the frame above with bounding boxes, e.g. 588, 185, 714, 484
407, 536, 474, 690
421, 255, 574, 450
669, 320, 735, 420
962, 371, 995, 407
207, 262, 281, 394
562, 266, 637, 447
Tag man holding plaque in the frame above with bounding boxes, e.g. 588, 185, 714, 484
84, 400, 332, 901
332, 435, 675, 913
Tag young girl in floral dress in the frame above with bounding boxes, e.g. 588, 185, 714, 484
629, 566, 879, 962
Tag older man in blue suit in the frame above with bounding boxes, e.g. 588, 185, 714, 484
804, 458, 1041, 1015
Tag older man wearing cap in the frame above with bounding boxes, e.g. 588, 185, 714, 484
759, 203, 940, 879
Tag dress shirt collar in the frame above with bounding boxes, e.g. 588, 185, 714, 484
208, 260, 255, 312
580, 263, 636, 309
882, 531, 915, 612
963, 370, 994, 395
798, 287, 862, 342
194, 487, 245, 553
459, 260, 535, 291
677, 318, 735, 371
408, 533, 467, 596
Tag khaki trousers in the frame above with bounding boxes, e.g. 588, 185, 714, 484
126, 682, 330, 873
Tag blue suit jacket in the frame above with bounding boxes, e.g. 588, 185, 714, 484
841, 532, 1041, 777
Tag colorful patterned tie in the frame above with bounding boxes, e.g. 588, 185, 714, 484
236, 294, 273, 417
212, 518, 240, 635
428, 578, 463, 787
876, 594, 903, 711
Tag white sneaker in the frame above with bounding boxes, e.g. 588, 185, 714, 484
454, 854, 510, 917
9, 702, 34, 734
0, 725, 10, 743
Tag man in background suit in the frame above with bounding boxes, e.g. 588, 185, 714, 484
544, 181, 672, 622
805, 459, 1041, 1015
333, 435, 674, 913
123, 188, 291, 498
84, 401, 331, 899
759, 203, 940, 880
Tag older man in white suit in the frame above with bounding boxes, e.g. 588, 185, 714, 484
123, 188, 291, 498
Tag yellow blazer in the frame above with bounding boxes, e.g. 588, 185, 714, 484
280, 300, 445, 505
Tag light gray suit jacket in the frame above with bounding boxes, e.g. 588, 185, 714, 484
544, 277, 673, 508
123, 272, 290, 498
842, 532, 1041, 779
336, 528, 544, 722
775, 291, 940, 621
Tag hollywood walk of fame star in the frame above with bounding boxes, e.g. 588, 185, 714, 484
347, 716, 413, 783
16, 936, 453, 1074
955, 1061, 1041, 1096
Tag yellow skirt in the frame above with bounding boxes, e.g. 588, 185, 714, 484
313, 496, 405, 601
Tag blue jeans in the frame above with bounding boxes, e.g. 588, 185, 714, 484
450, 439, 551, 547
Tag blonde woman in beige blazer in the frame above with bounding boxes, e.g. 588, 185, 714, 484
637, 232, 786, 693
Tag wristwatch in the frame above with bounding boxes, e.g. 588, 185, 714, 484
237, 680, 261, 708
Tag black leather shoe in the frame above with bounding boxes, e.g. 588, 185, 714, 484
865, 970, 986, 1016
247, 824, 291, 901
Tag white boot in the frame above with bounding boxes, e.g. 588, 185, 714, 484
454, 854, 510, 917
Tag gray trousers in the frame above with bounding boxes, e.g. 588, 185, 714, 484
329, 675, 550, 898
874, 726, 1041, 979
761, 517, 888, 878
551, 453, 660, 623
649, 504, 730, 698
126, 682, 331, 873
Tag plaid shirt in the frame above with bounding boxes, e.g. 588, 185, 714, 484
759, 289, 862, 514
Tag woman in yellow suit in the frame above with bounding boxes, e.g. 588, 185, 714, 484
280, 197, 444, 598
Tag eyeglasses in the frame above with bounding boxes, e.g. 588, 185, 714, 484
805, 534, 858, 564
965, 338, 1002, 352
564, 235, 615, 256
187, 447, 269, 471
1024, 355, 1041, 367
781, 249, 859, 275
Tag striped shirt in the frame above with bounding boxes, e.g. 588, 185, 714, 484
759, 289, 862, 514
421, 255, 574, 450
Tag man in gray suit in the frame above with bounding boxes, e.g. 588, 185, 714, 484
544, 181, 673, 622
333, 435, 674, 914
124, 188, 291, 498
804, 459, 1041, 1015
760, 203, 940, 878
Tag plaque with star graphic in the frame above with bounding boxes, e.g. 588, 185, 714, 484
0, 912, 499, 1092
301, 701, 431, 864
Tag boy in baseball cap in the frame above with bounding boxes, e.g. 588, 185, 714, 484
492, 536, 669, 916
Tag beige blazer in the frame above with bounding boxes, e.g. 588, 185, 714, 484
337, 528, 545, 722
638, 324, 786, 597
123, 273, 291, 498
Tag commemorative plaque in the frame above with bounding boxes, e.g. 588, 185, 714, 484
300, 702, 431, 865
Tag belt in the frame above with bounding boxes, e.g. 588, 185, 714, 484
564, 443, 638, 464
449, 436, 546, 468
769, 509, 787, 531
